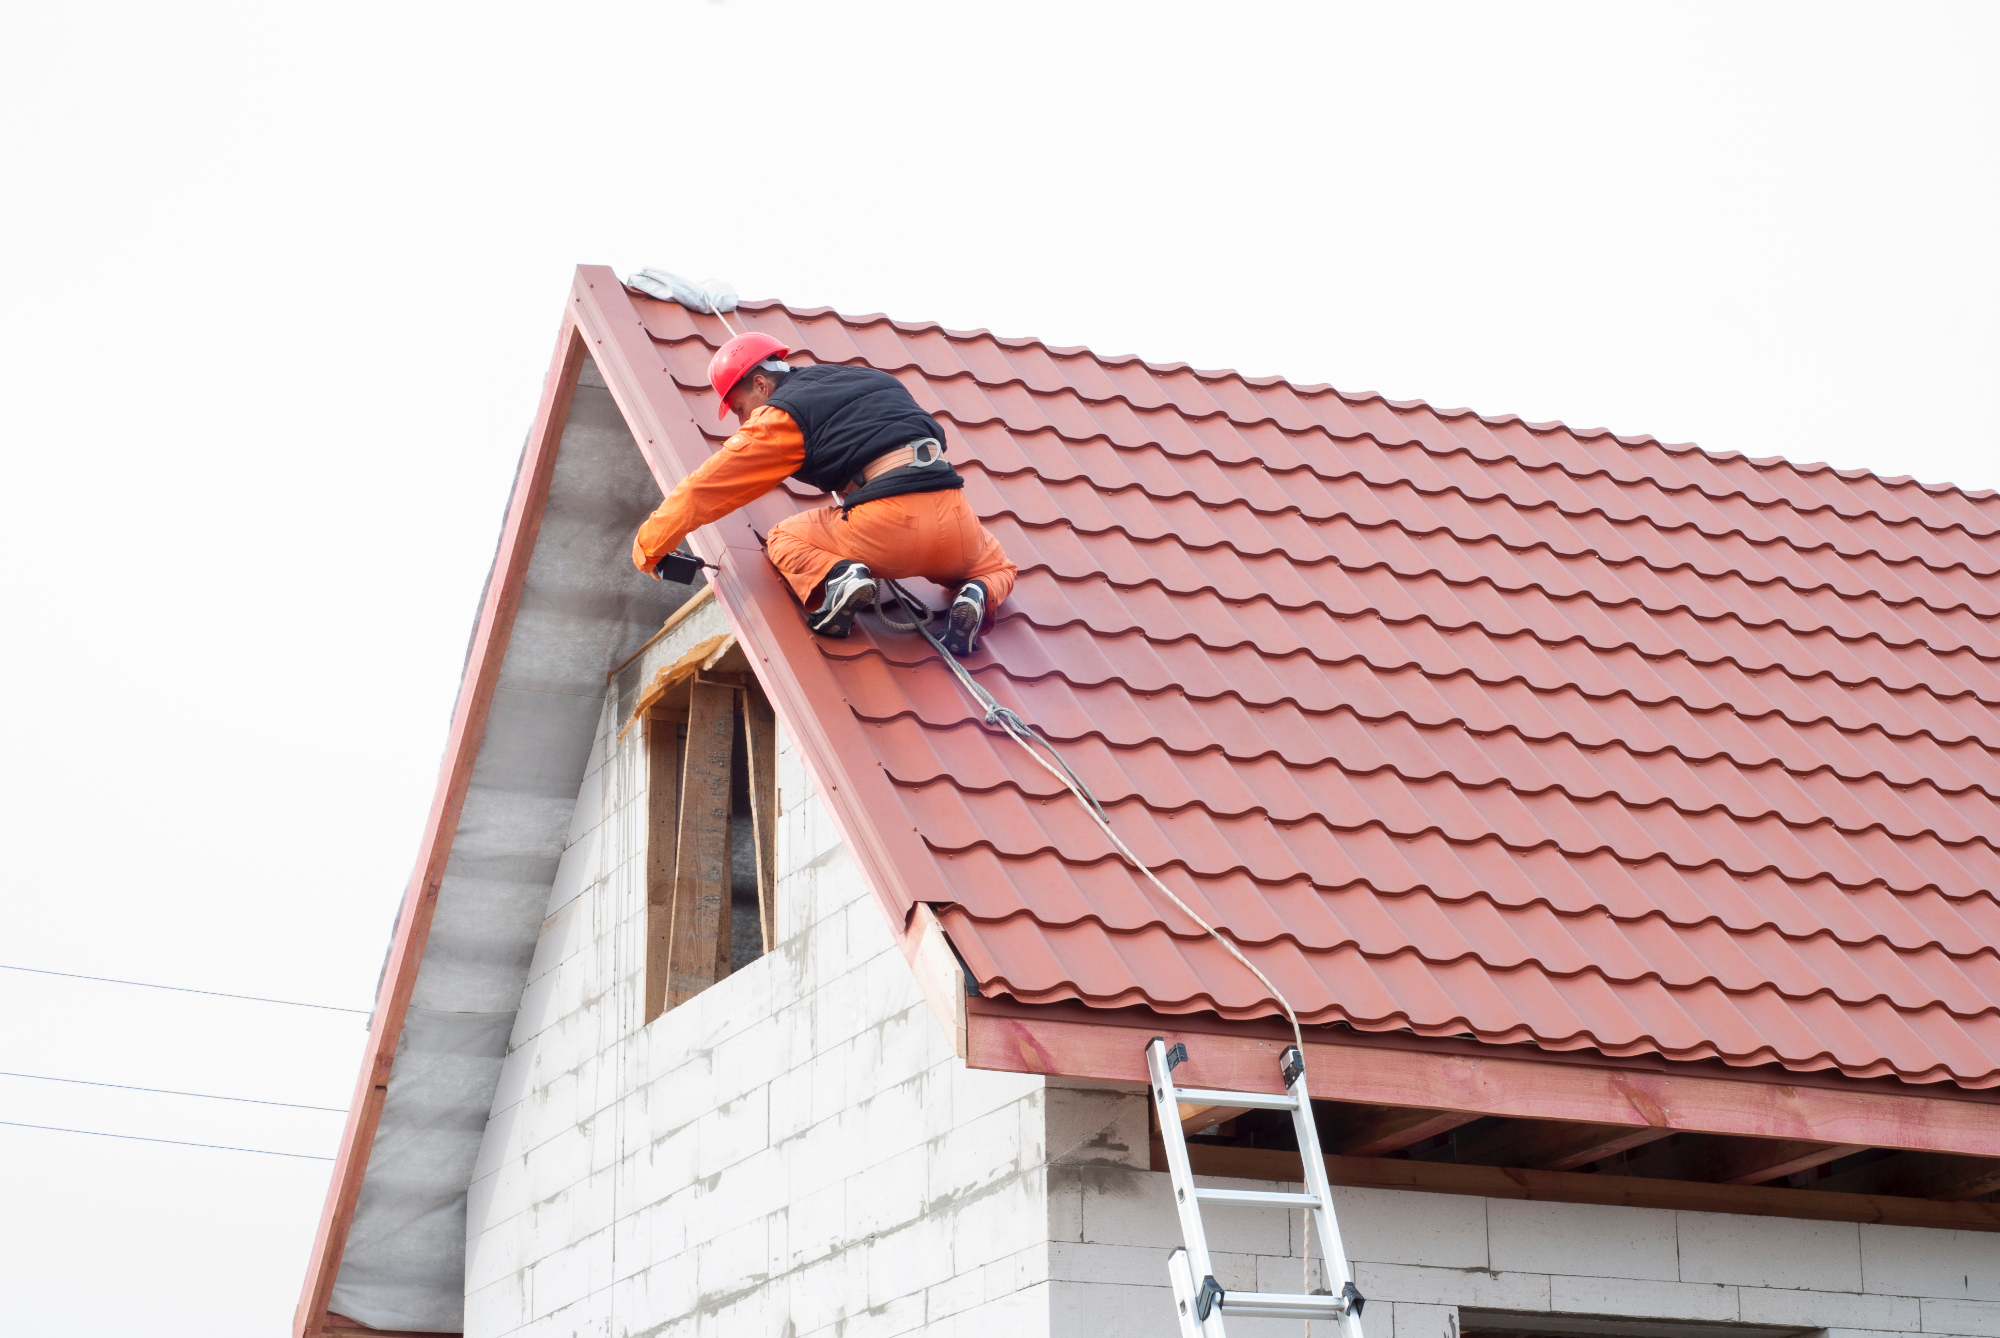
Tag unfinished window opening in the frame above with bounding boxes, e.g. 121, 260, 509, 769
636, 640, 778, 1025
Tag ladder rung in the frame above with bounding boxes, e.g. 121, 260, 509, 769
1171, 1086, 1298, 1111
1194, 1187, 1322, 1209
1220, 1291, 1347, 1320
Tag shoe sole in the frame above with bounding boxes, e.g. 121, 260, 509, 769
943, 602, 982, 656
808, 577, 874, 638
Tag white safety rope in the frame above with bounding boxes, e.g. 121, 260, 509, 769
874, 579, 1305, 1054
705, 293, 743, 339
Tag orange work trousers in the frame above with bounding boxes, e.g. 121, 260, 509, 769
766, 489, 1017, 624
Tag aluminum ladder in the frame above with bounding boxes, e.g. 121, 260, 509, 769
1147, 1036, 1367, 1336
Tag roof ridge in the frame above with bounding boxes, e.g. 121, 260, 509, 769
735, 298, 2000, 516
677, 341, 2000, 545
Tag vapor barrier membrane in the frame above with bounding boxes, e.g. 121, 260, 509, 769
329, 358, 686, 1329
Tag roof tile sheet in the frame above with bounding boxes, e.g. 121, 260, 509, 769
647, 296, 2000, 1088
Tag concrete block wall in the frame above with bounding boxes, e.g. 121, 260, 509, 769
1024, 1086, 2000, 1338
463, 684, 1057, 1337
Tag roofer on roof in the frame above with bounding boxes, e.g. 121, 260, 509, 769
631, 331, 1018, 656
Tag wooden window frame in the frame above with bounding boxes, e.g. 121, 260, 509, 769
641, 653, 778, 1024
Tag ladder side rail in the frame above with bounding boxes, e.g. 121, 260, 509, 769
1285, 1048, 1368, 1335
1147, 1038, 1229, 1336
1166, 1247, 1205, 1338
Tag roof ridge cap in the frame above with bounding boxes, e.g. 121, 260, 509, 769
739, 296, 2000, 514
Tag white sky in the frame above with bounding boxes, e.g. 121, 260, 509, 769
1, 2, 1994, 1333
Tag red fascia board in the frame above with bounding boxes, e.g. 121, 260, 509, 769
293, 316, 587, 1338
569, 266, 943, 943
968, 998, 2000, 1160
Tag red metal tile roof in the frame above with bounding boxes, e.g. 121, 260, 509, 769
636, 293, 2000, 1089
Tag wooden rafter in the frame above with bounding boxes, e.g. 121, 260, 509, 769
1622, 1135, 1866, 1186
1817, 1151, 2000, 1201
1436, 1118, 1677, 1172
1177, 1102, 1254, 1136
1325, 1104, 1478, 1156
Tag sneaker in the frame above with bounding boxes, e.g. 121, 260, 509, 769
942, 580, 988, 656
807, 561, 874, 637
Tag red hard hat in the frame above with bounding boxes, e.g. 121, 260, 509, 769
708, 332, 792, 420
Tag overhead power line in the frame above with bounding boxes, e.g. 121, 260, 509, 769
0, 1119, 333, 1161
0, 963, 369, 1014
0, 1070, 346, 1112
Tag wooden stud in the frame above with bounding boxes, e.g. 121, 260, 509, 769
666, 679, 734, 1010
1159, 1140, 2000, 1234
742, 682, 779, 954
643, 704, 683, 1024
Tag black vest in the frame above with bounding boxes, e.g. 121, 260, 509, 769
765, 364, 962, 510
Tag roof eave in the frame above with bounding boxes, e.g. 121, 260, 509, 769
965, 994, 2000, 1160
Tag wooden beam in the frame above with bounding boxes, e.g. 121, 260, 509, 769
1157, 1141, 2000, 1234
1622, 1135, 1865, 1186
621, 632, 731, 738
1816, 1151, 2000, 1201
965, 1004, 2000, 1159
713, 688, 738, 987
606, 583, 717, 684
1178, 1103, 1254, 1135
742, 682, 779, 954
643, 705, 683, 1024
1438, 1119, 1676, 1172
666, 679, 735, 1010
1325, 1104, 1479, 1156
